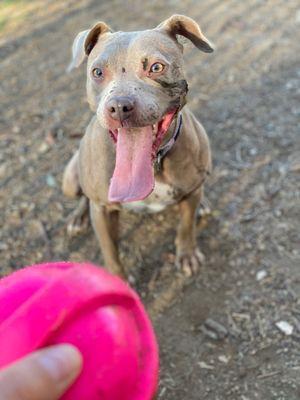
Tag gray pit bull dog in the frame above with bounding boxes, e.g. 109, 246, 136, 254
63, 15, 213, 278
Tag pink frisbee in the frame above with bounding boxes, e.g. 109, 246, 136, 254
0, 262, 159, 400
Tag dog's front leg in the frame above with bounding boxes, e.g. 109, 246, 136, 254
175, 187, 205, 277
90, 201, 125, 278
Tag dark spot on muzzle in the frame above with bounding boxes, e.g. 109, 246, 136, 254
155, 79, 189, 97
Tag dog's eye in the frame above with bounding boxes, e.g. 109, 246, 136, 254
92, 67, 103, 79
150, 62, 164, 73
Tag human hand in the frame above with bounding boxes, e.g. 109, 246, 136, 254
0, 344, 82, 400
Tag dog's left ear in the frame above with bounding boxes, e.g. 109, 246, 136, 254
156, 14, 214, 53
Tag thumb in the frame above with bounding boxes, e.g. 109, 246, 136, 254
0, 344, 82, 400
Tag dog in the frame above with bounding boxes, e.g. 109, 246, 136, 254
63, 15, 213, 278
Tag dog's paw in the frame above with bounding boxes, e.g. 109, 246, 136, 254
67, 198, 90, 237
176, 248, 205, 277
197, 198, 211, 219
67, 216, 89, 237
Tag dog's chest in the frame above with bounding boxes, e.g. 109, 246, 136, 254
122, 181, 177, 213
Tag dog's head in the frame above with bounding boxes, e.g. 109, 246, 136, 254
69, 15, 213, 202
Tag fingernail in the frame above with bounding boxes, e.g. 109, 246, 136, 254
37, 344, 82, 382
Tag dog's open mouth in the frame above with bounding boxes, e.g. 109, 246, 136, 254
108, 109, 177, 203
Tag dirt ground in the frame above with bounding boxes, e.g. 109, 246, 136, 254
0, 0, 299, 399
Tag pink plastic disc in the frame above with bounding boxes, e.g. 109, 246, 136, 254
0, 262, 159, 400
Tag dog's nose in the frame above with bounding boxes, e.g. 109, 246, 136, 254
106, 97, 135, 122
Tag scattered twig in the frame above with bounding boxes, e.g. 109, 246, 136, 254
36, 220, 52, 259
257, 371, 280, 379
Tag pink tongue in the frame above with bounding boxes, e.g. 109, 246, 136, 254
108, 127, 154, 202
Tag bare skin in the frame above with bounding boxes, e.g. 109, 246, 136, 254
63, 15, 213, 277
0, 345, 82, 400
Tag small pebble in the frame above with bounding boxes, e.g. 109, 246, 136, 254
201, 318, 228, 340
38, 142, 49, 154
198, 361, 214, 370
12, 125, 21, 134
128, 274, 136, 285
218, 355, 230, 364
256, 270, 267, 281
205, 319, 228, 338
275, 321, 293, 335
201, 325, 219, 340
46, 174, 56, 187
0, 242, 9, 251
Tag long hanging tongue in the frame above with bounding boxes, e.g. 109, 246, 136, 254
108, 126, 155, 202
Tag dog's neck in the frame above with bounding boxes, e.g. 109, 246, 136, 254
157, 94, 187, 151
160, 113, 181, 147
154, 112, 183, 172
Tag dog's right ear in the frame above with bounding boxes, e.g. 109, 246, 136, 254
67, 22, 112, 72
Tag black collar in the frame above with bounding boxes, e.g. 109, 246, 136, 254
155, 113, 183, 171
